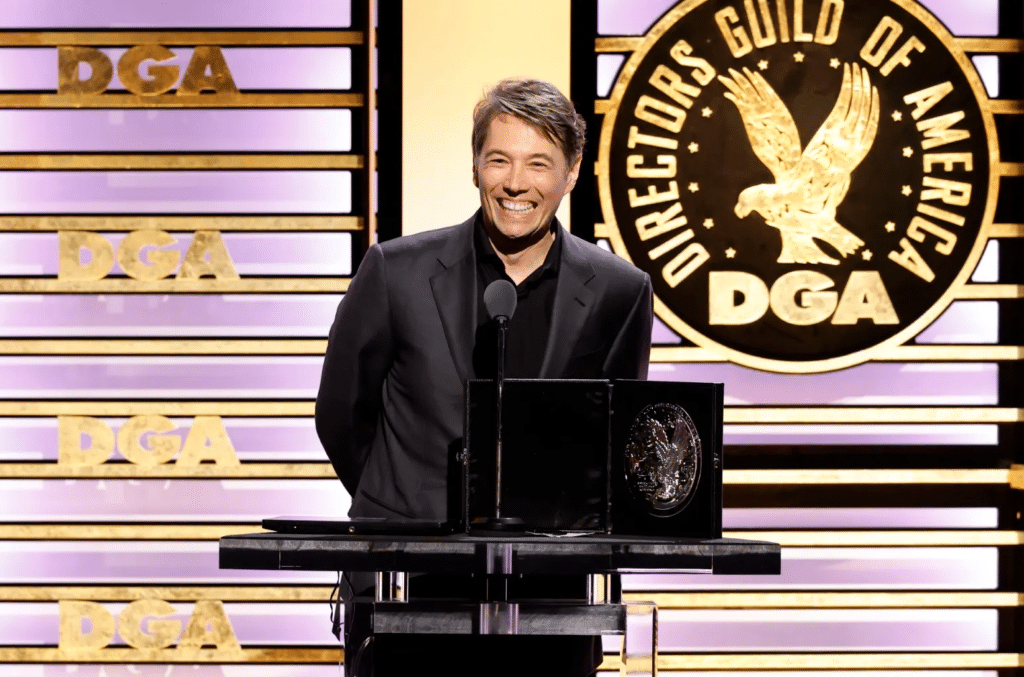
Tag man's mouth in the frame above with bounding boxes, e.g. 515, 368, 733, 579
498, 198, 535, 214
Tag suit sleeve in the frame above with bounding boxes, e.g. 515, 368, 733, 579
315, 244, 394, 495
602, 273, 653, 380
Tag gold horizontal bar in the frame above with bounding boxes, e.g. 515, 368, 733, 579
990, 223, 1024, 238
958, 37, 1024, 53
0, 524, 261, 540
956, 284, 1024, 299
724, 468, 1011, 485
0, 647, 341, 663
0, 339, 329, 355
7, 587, 1017, 607
650, 653, 1022, 670
595, 99, 612, 115
624, 591, 1021, 609
651, 345, 1024, 363
2, 524, 1015, 545
0, 93, 363, 109
0, 278, 349, 293
0, 216, 362, 231
0, 586, 335, 602
998, 162, 1024, 177
0, 463, 336, 479
0, 30, 364, 46
0, 402, 314, 416
0, 403, 1014, 423
724, 407, 1021, 424
989, 100, 1024, 115
724, 529, 1023, 546
0, 154, 363, 170
594, 37, 644, 52
0, 465, 1010, 484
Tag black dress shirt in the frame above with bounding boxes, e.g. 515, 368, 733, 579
473, 216, 562, 379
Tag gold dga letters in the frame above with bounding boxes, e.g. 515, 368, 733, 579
57, 45, 238, 96
58, 230, 240, 281
59, 600, 241, 653
58, 415, 240, 466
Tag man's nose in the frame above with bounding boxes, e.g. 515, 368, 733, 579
502, 164, 528, 195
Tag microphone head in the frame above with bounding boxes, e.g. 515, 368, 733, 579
484, 279, 517, 320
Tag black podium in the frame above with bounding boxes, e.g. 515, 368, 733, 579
221, 380, 776, 673
219, 532, 781, 674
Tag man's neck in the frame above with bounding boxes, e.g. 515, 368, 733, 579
485, 224, 556, 285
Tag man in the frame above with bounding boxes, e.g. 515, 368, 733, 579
316, 78, 653, 675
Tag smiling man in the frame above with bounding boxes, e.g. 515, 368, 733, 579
316, 78, 653, 676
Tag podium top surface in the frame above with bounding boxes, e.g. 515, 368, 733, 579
219, 532, 780, 576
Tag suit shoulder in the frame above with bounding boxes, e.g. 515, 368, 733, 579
376, 224, 461, 261
568, 234, 650, 288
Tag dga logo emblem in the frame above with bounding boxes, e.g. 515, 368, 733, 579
624, 403, 701, 516
599, 0, 996, 372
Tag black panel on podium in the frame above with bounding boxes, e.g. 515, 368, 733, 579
458, 379, 723, 538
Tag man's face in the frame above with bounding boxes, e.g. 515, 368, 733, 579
473, 113, 581, 245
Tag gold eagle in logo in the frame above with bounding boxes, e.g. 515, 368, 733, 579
719, 63, 879, 265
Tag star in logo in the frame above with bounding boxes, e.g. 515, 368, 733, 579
703, 218, 714, 229
885, 221, 896, 232
758, 60, 769, 70
688, 182, 700, 193
892, 110, 903, 121
725, 247, 736, 259
701, 107, 713, 118
794, 52, 805, 62
902, 147, 914, 157
901, 185, 913, 196
862, 249, 873, 261
830, 58, 840, 69
688, 142, 699, 153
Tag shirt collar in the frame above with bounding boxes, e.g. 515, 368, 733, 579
474, 212, 562, 284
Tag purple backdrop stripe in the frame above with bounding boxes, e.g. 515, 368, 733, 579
0, 417, 326, 462
0, 48, 353, 92
0, 232, 353, 276
0, 541, 335, 584
0, 295, 342, 337
0, 171, 352, 214
0, 109, 353, 152
0, 602, 995, 651
596, 0, 998, 36
0, 357, 997, 404
0, 544, 997, 589
0, 479, 349, 522
623, 547, 999, 591
0, 356, 324, 399
651, 362, 997, 405
723, 423, 998, 446
0, 0, 351, 28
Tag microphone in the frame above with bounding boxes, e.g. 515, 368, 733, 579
478, 280, 522, 530
484, 279, 517, 321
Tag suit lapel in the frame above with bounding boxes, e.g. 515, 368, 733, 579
540, 230, 596, 378
430, 216, 478, 386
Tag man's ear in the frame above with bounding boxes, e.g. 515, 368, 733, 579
472, 158, 479, 188
563, 155, 583, 195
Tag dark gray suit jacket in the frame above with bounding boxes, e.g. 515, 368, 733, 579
316, 212, 653, 519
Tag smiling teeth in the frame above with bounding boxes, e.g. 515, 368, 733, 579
499, 200, 533, 212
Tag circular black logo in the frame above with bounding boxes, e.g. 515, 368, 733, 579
599, 0, 995, 372
624, 403, 702, 516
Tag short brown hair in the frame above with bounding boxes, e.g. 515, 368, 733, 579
472, 78, 586, 167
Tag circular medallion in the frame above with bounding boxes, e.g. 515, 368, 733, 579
624, 403, 702, 516
599, 0, 997, 372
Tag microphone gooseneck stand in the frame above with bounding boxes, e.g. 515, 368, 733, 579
476, 280, 524, 532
